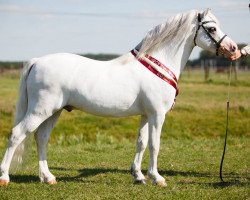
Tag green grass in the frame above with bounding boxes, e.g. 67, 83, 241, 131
0, 139, 249, 199
0, 69, 249, 199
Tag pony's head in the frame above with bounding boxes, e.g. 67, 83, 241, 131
194, 8, 238, 58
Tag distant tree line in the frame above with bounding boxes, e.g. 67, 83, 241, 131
0, 61, 23, 70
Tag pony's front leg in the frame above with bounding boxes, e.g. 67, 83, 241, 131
147, 113, 166, 187
131, 115, 148, 184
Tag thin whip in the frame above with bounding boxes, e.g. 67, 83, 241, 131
219, 62, 232, 182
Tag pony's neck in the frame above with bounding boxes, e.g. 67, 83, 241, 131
149, 35, 194, 79
134, 10, 198, 79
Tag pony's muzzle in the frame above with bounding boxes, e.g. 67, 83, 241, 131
218, 46, 241, 61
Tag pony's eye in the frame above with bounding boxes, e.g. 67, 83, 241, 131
208, 27, 216, 33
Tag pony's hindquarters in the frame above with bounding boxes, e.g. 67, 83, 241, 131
1, 54, 75, 185
0, 59, 42, 185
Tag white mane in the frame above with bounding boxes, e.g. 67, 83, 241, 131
137, 10, 198, 57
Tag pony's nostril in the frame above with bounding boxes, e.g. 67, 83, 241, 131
231, 45, 236, 52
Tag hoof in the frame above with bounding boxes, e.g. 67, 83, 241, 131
134, 179, 146, 185
154, 180, 167, 187
0, 179, 9, 186
47, 179, 57, 185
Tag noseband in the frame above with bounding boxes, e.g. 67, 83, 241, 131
193, 13, 227, 56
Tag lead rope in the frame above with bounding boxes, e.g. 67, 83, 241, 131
219, 62, 233, 182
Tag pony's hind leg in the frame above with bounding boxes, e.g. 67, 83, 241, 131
0, 123, 27, 185
34, 110, 62, 184
0, 113, 50, 185
131, 115, 148, 184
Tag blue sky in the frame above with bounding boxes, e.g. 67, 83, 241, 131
0, 0, 249, 61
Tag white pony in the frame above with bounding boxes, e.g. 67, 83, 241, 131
0, 9, 237, 186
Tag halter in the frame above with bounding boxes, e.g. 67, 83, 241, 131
193, 13, 227, 56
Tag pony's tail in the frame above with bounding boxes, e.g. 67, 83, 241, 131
11, 59, 37, 168
14, 59, 37, 126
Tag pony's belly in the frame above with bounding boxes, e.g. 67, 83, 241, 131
72, 102, 142, 117
68, 92, 142, 117
78, 104, 142, 117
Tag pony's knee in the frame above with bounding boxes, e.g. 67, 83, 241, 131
137, 132, 148, 151
137, 138, 147, 152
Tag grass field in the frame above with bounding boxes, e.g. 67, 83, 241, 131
0, 69, 249, 199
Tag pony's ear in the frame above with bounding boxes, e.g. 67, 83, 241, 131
204, 8, 211, 15
200, 8, 211, 20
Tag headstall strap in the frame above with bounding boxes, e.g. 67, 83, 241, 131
194, 12, 227, 56
198, 13, 202, 23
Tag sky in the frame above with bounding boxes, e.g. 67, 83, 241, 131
0, 0, 249, 61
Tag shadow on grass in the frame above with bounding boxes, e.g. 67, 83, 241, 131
10, 174, 39, 183
204, 181, 250, 188
53, 167, 245, 185
169, 170, 250, 188
159, 170, 213, 178
55, 167, 129, 182
10, 167, 249, 188
161, 170, 249, 181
